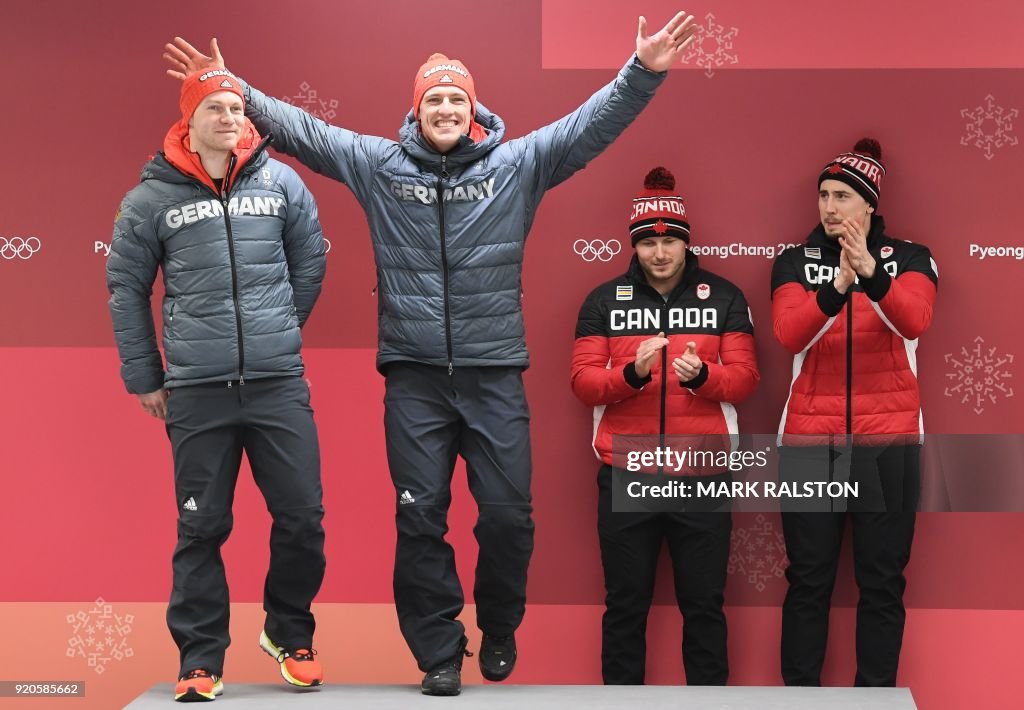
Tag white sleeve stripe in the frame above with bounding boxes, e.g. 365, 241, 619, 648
870, 300, 908, 339
777, 351, 807, 447
591, 404, 606, 461
804, 316, 836, 353
776, 315, 834, 446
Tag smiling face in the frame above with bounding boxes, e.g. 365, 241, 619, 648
418, 85, 472, 153
818, 178, 874, 238
188, 90, 245, 155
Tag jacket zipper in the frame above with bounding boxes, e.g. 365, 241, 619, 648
437, 155, 454, 375
659, 299, 669, 447
167, 139, 271, 389
221, 153, 245, 386
648, 293, 667, 474
845, 290, 853, 442
830, 286, 854, 510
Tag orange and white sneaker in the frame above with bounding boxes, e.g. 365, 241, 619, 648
174, 669, 223, 702
259, 630, 324, 687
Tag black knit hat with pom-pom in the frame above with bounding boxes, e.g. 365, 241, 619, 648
819, 138, 886, 208
629, 166, 691, 246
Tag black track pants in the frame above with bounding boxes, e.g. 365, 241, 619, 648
384, 363, 535, 672
165, 376, 325, 677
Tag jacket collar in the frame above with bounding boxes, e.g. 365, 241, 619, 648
161, 116, 266, 194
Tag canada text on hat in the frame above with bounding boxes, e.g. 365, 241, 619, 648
819, 138, 886, 208
629, 167, 691, 246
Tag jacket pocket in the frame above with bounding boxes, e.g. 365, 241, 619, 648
162, 297, 178, 336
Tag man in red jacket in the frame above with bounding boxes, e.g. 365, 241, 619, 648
571, 167, 759, 684
770, 139, 938, 686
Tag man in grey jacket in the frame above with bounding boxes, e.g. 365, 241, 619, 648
165, 11, 696, 695
107, 70, 327, 701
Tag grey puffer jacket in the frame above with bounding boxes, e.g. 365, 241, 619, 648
107, 146, 326, 393
242, 55, 665, 372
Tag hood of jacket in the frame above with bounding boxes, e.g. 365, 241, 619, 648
159, 115, 266, 193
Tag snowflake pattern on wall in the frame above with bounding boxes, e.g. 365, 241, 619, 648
944, 336, 1014, 415
281, 82, 340, 122
728, 514, 787, 592
66, 598, 134, 675
681, 13, 739, 79
961, 95, 1018, 160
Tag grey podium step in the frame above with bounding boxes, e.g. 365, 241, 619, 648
126, 684, 917, 709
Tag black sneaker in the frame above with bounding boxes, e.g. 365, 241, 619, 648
421, 640, 472, 696
478, 633, 517, 682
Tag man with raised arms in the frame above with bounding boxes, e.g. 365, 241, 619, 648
165, 14, 697, 695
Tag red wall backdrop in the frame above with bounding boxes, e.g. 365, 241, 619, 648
1, 1, 1022, 708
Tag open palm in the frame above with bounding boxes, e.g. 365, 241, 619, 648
163, 37, 226, 81
636, 11, 697, 72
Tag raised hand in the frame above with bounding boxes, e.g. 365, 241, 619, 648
636, 11, 697, 72
635, 331, 670, 378
837, 216, 876, 278
672, 340, 703, 383
834, 246, 857, 294
163, 37, 226, 82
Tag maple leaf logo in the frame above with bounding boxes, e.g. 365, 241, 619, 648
653, 219, 668, 235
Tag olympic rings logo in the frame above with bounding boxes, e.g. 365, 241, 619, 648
0, 237, 42, 260
573, 238, 621, 263
324, 238, 332, 254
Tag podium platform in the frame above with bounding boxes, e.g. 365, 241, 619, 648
126, 684, 917, 709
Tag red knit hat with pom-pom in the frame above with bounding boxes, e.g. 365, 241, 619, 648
819, 137, 886, 208
629, 167, 691, 246
179, 69, 244, 121
413, 53, 476, 120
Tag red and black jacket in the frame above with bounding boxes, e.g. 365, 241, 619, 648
571, 254, 759, 473
771, 217, 938, 446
